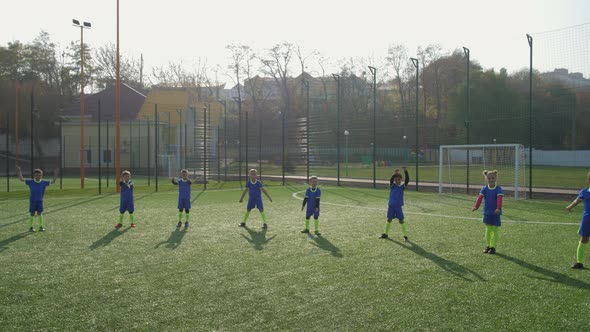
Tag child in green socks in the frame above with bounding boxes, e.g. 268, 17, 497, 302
239, 169, 273, 229
565, 171, 590, 269
171, 169, 193, 228
380, 167, 410, 241
115, 170, 136, 229
472, 170, 503, 254
17, 166, 58, 232
301, 176, 321, 235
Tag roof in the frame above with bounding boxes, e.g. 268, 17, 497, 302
61, 83, 147, 121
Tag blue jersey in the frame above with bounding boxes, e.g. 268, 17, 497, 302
388, 184, 406, 207
25, 179, 50, 202
305, 187, 321, 210
176, 179, 192, 200
480, 185, 503, 215
246, 179, 263, 199
120, 180, 134, 202
578, 188, 590, 217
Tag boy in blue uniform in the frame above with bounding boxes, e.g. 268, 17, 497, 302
239, 169, 273, 228
116, 170, 136, 228
565, 171, 590, 269
380, 167, 410, 241
171, 169, 193, 228
472, 170, 503, 254
301, 176, 321, 235
17, 166, 58, 232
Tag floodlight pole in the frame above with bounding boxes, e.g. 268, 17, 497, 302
303, 79, 310, 183
72, 19, 91, 189
219, 99, 227, 182
233, 96, 242, 187
463, 46, 470, 194
98, 99, 102, 194
203, 105, 208, 190
332, 74, 341, 186
30, 87, 34, 176
115, 0, 121, 193
527, 34, 533, 198
6, 113, 9, 192
368, 66, 377, 189
410, 58, 419, 191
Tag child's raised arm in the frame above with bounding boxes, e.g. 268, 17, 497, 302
16, 166, 24, 182
51, 168, 59, 184
403, 166, 410, 187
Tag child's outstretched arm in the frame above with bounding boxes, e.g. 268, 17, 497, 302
262, 188, 273, 202
51, 168, 59, 184
171, 178, 178, 185
239, 188, 248, 203
15, 166, 24, 182
566, 198, 582, 212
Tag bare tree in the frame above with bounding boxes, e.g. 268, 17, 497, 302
386, 43, 408, 113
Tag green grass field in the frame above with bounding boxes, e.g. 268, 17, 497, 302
1, 181, 589, 331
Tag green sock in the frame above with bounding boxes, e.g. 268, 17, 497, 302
243, 211, 250, 223
314, 219, 319, 232
305, 219, 310, 230
129, 214, 135, 223
29, 215, 34, 227
577, 242, 587, 263
185, 212, 190, 222
384, 221, 392, 235
400, 222, 407, 237
38, 215, 44, 227
485, 225, 492, 247
119, 213, 124, 224
178, 212, 183, 222
261, 211, 267, 223
490, 226, 499, 248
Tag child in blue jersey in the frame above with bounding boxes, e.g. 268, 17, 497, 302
239, 169, 273, 229
472, 170, 503, 254
16, 166, 58, 232
171, 169, 193, 228
380, 167, 410, 241
565, 171, 590, 269
301, 176, 321, 235
115, 170, 136, 229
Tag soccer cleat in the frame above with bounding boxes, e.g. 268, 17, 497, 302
379, 233, 388, 239
184, 221, 190, 228
301, 229, 310, 234
130, 223, 137, 228
571, 262, 584, 269
115, 223, 123, 229
238, 222, 246, 227
176, 222, 182, 228
29, 227, 36, 232
483, 247, 491, 254
314, 230, 321, 236
488, 247, 496, 255
39, 226, 45, 232
262, 223, 268, 229
403, 236, 409, 242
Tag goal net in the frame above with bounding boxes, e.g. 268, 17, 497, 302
438, 144, 527, 199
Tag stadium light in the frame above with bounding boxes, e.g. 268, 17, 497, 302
72, 18, 91, 189
368, 66, 377, 189
410, 58, 419, 191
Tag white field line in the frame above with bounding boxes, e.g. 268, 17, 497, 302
291, 191, 579, 226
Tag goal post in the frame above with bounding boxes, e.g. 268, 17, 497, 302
438, 144, 527, 199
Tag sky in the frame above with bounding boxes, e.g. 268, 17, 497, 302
2, 0, 590, 83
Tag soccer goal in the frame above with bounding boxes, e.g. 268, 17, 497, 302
438, 144, 527, 199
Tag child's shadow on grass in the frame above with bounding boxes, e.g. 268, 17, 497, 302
155, 228, 187, 250
0, 232, 32, 253
496, 253, 590, 290
241, 226, 276, 250
309, 235, 343, 258
89, 227, 131, 250
389, 239, 485, 282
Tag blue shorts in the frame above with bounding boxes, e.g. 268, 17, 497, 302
387, 206, 404, 220
306, 208, 320, 220
178, 198, 191, 211
247, 197, 263, 211
120, 200, 134, 213
579, 216, 590, 237
29, 201, 44, 214
483, 214, 501, 226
